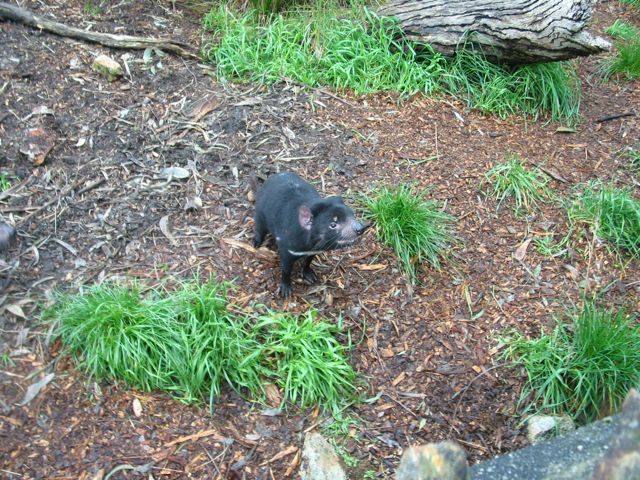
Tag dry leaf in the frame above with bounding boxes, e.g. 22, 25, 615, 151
555, 126, 576, 134
514, 237, 532, 261
264, 383, 281, 406
132, 398, 143, 417
190, 97, 220, 123
221, 238, 256, 252
234, 97, 262, 107
6, 304, 27, 319
355, 263, 387, 271
0, 415, 23, 427
284, 450, 301, 477
381, 348, 394, 358
160, 166, 190, 180
159, 216, 177, 245
20, 373, 55, 405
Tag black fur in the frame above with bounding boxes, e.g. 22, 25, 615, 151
253, 172, 369, 297
0, 222, 16, 254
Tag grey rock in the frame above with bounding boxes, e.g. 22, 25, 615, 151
526, 414, 575, 444
396, 441, 469, 480
300, 432, 347, 480
470, 389, 640, 480
92, 55, 123, 82
592, 389, 640, 480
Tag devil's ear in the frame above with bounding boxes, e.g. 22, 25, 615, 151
298, 205, 313, 230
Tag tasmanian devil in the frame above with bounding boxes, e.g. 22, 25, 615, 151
0, 222, 16, 254
253, 171, 370, 297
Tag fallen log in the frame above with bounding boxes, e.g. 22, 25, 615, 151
0, 2, 198, 59
378, 0, 611, 65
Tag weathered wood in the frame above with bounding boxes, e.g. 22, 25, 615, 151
0, 2, 198, 59
378, 0, 611, 65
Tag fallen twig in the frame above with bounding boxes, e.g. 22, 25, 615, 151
595, 112, 635, 123
0, 2, 198, 59
19, 178, 87, 224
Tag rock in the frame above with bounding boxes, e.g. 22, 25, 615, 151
526, 415, 576, 444
92, 55, 123, 82
469, 391, 640, 479
300, 432, 347, 480
592, 389, 640, 480
396, 441, 469, 480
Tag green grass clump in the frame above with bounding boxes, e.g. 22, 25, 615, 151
603, 20, 640, 80
48, 278, 359, 412
250, 0, 286, 15
605, 19, 640, 41
202, 5, 581, 122
203, 5, 446, 96
444, 48, 581, 123
256, 311, 358, 412
534, 231, 570, 258
501, 299, 640, 423
483, 154, 553, 215
619, 0, 640, 8
604, 38, 640, 79
626, 148, 640, 174
0, 173, 11, 192
568, 182, 640, 258
51, 280, 266, 404
359, 184, 458, 282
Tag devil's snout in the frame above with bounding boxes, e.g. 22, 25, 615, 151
353, 220, 372, 236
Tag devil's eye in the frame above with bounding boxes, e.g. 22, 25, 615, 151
329, 222, 338, 229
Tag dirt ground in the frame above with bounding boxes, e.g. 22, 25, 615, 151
0, 0, 638, 479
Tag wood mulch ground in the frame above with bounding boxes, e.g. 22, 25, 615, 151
1, 1, 638, 478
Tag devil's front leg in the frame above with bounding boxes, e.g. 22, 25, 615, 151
301, 254, 317, 283
277, 248, 300, 297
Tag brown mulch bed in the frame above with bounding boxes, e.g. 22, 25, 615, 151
1, 1, 638, 479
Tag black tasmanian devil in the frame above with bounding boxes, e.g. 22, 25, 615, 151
253, 172, 371, 297
0, 222, 16, 254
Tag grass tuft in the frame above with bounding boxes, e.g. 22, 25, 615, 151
619, 0, 640, 8
203, 5, 446, 96
47, 278, 358, 413
358, 184, 458, 282
626, 148, 640, 175
603, 21, 640, 80
257, 311, 358, 413
604, 38, 640, 80
0, 173, 11, 192
568, 182, 640, 258
202, 4, 581, 122
501, 299, 640, 423
605, 19, 640, 41
444, 48, 581, 122
483, 154, 553, 215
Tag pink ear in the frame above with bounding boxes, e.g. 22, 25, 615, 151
298, 206, 313, 230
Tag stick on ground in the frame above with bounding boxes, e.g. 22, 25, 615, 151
0, 2, 199, 59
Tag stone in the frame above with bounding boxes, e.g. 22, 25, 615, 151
300, 432, 347, 480
396, 441, 469, 480
469, 389, 640, 479
526, 414, 576, 444
92, 55, 123, 82
592, 389, 640, 480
